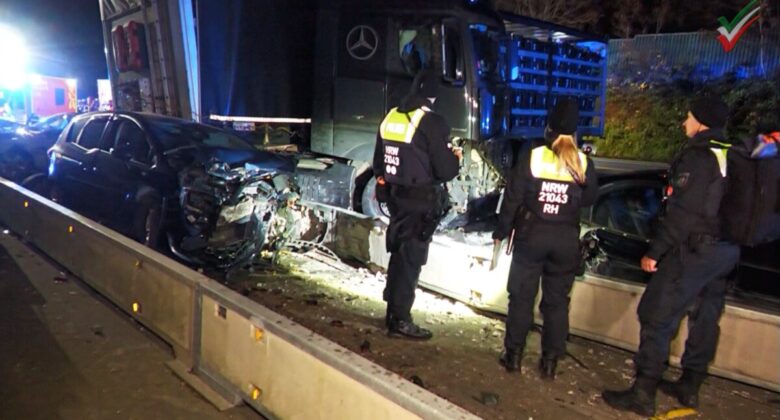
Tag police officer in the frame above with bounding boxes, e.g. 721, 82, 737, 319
372, 70, 461, 340
602, 95, 740, 416
493, 98, 598, 378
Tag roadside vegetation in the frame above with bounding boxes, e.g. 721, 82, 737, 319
594, 72, 780, 161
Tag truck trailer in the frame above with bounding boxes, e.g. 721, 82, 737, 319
97, 0, 607, 219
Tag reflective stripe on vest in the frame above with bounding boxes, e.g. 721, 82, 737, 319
709, 148, 728, 177
707, 139, 730, 177
379, 107, 428, 144
529, 146, 588, 182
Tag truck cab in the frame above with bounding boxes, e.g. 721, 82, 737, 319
308, 0, 606, 217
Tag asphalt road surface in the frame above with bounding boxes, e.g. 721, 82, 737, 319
0, 232, 261, 420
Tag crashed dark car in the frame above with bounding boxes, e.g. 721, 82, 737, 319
0, 113, 76, 182
46, 111, 296, 270
580, 169, 780, 307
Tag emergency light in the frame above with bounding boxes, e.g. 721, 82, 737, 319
0, 24, 28, 90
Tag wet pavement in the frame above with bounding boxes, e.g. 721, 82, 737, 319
0, 233, 261, 420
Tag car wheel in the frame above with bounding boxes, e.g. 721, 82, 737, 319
360, 177, 390, 220
0, 148, 35, 182
133, 202, 162, 249
20, 173, 50, 196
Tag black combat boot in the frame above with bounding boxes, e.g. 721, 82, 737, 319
387, 316, 433, 340
602, 376, 658, 417
660, 370, 707, 408
539, 356, 558, 380
499, 349, 522, 373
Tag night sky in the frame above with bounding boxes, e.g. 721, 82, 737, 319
0, 0, 105, 98
0, 0, 776, 100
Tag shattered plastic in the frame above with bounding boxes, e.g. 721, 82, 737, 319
170, 159, 291, 270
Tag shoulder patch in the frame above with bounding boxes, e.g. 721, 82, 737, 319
674, 172, 690, 188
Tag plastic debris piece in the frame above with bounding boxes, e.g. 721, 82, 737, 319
410, 375, 426, 388
478, 391, 499, 406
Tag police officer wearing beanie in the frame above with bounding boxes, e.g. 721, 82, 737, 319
372, 70, 461, 340
603, 95, 741, 416
493, 97, 598, 378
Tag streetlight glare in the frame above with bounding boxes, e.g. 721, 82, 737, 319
0, 24, 29, 90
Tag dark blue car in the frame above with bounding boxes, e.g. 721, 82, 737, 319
46, 111, 296, 269
0, 113, 77, 182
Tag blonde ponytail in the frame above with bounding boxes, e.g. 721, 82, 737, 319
551, 135, 585, 183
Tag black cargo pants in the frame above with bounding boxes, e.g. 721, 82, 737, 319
382, 190, 441, 322
635, 240, 740, 379
504, 223, 580, 358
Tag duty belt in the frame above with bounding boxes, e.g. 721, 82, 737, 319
390, 184, 442, 201
689, 233, 720, 244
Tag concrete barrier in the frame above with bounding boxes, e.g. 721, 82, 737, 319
0, 180, 479, 420
317, 207, 780, 392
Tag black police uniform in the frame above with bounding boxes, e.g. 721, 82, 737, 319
372, 89, 459, 339
493, 99, 598, 375
636, 129, 740, 382
603, 98, 741, 416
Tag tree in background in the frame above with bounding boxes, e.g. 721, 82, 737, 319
494, 0, 600, 31
610, 0, 648, 38
653, 0, 674, 33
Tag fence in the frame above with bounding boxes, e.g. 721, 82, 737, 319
608, 31, 780, 85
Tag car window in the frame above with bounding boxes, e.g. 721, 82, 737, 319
32, 114, 70, 131
65, 118, 88, 143
77, 118, 109, 149
146, 118, 255, 152
0, 118, 18, 129
113, 120, 151, 164
592, 186, 662, 238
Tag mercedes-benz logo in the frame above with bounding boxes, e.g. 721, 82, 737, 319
346, 25, 379, 61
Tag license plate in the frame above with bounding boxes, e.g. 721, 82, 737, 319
233, 122, 256, 132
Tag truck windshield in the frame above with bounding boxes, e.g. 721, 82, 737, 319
470, 25, 503, 82
147, 119, 255, 152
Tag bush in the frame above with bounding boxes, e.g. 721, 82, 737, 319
594, 73, 780, 162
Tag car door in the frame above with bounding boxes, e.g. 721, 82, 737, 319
92, 117, 157, 235
581, 179, 663, 284
50, 115, 112, 217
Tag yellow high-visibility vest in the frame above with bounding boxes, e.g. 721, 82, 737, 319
529, 146, 588, 182
379, 107, 428, 144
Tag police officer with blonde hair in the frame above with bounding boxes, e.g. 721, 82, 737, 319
372, 70, 461, 340
493, 97, 598, 378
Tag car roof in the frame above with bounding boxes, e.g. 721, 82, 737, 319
597, 169, 667, 185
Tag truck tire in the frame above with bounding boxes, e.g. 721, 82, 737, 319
360, 177, 390, 220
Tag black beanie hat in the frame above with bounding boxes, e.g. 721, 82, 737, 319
547, 96, 580, 137
690, 95, 729, 129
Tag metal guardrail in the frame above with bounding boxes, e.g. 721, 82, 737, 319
0, 179, 479, 420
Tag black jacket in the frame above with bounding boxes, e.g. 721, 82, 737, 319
646, 129, 730, 260
372, 97, 459, 186
494, 140, 598, 240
